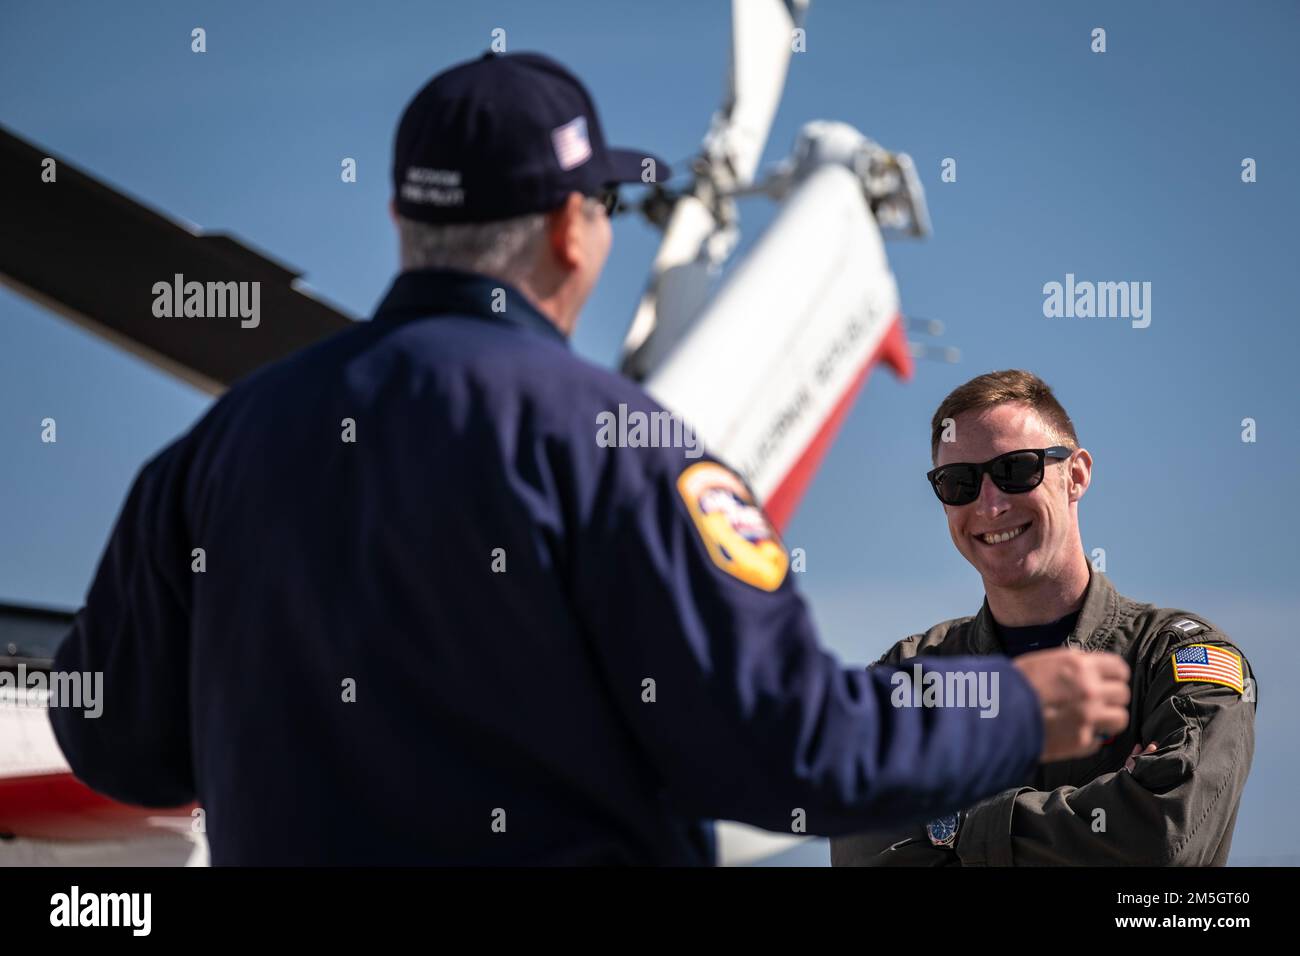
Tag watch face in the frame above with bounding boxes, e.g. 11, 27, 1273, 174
927, 813, 959, 846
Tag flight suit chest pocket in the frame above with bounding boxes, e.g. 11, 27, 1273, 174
1129, 693, 1202, 790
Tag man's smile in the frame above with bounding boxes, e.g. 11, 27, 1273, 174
973, 521, 1032, 546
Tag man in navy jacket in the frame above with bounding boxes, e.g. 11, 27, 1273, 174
50, 52, 1130, 864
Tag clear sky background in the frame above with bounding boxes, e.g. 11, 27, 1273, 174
2, 0, 1297, 865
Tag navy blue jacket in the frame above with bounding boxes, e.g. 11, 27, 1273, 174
51, 268, 1043, 864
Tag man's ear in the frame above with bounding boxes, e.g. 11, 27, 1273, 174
389, 198, 398, 224
546, 192, 588, 271
1068, 448, 1093, 502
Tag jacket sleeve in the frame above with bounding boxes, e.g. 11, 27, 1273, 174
571, 456, 1046, 837
955, 629, 1255, 866
47, 442, 196, 808
829, 636, 962, 865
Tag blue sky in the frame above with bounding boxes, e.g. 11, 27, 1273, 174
2, 0, 1297, 864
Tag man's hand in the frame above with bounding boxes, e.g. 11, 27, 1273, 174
1012, 648, 1131, 762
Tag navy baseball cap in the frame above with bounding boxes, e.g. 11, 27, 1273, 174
392, 51, 671, 224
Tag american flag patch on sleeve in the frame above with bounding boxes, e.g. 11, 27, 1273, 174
1171, 644, 1244, 694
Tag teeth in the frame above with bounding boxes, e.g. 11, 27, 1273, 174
981, 525, 1026, 545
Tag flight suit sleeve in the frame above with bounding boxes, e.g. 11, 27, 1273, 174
955, 629, 1255, 866
47, 443, 197, 808
571, 456, 1046, 837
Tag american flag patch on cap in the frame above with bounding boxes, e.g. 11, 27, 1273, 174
552, 116, 592, 171
1171, 644, 1244, 694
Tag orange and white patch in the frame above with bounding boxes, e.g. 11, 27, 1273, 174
676, 462, 788, 592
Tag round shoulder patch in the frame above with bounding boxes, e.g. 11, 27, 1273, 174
676, 462, 788, 592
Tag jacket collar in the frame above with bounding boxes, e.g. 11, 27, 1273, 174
967, 566, 1121, 654
372, 267, 568, 347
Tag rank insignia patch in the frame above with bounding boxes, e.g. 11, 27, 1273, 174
1171, 643, 1244, 694
676, 462, 788, 592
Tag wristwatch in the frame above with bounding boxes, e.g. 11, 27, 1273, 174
926, 811, 962, 849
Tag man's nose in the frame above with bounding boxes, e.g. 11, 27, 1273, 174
973, 473, 1010, 518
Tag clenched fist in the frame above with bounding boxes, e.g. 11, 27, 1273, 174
1013, 648, 1131, 762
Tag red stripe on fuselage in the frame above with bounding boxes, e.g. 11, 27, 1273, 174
763, 314, 913, 532
0, 771, 193, 840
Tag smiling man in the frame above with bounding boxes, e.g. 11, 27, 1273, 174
831, 370, 1257, 866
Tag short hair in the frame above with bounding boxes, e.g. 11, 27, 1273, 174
395, 197, 604, 286
930, 369, 1079, 461
396, 211, 547, 285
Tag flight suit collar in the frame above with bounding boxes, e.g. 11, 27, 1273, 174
967, 566, 1121, 655
372, 267, 569, 346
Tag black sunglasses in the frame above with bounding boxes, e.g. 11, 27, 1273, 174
927, 446, 1073, 506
